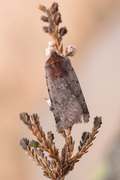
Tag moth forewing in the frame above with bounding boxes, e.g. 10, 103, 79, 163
44, 51, 90, 130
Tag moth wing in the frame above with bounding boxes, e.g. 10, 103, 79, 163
45, 54, 89, 129
45, 69, 83, 130
63, 57, 90, 122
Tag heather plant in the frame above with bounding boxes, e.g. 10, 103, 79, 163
20, 2, 102, 180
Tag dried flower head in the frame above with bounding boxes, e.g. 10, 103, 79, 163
59, 27, 67, 36
43, 26, 49, 33
45, 46, 55, 56
53, 12, 62, 25
41, 15, 49, 22
50, 2, 58, 14
48, 41, 54, 47
65, 45, 77, 56
20, 138, 29, 151
94, 116, 102, 128
38, 4, 48, 13
38, 2, 68, 55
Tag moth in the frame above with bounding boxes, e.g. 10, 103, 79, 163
44, 51, 90, 131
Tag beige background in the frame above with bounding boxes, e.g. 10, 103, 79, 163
0, 0, 120, 180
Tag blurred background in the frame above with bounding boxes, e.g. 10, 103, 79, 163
0, 0, 120, 180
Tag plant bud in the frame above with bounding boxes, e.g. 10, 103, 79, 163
48, 41, 55, 47
66, 45, 77, 56
51, 2, 58, 14
41, 15, 49, 22
53, 12, 62, 25
38, 4, 48, 13
45, 46, 55, 56
43, 26, 49, 33
59, 27, 67, 36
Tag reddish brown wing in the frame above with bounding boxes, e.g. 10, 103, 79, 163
44, 52, 89, 130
